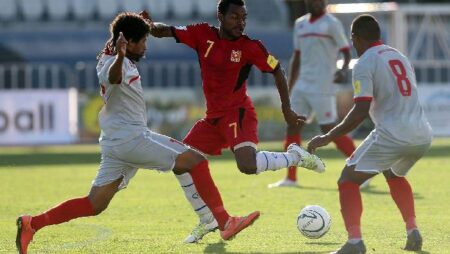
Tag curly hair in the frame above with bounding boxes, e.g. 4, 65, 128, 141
217, 0, 245, 15
98, 12, 150, 59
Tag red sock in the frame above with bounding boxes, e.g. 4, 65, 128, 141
387, 177, 417, 231
333, 135, 356, 157
189, 160, 230, 230
339, 182, 363, 239
284, 134, 301, 181
31, 196, 95, 232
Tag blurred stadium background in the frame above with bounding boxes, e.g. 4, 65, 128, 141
0, 0, 449, 146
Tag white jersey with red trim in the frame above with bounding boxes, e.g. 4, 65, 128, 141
292, 13, 350, 95
96, 54, 148, 146
352, 44, 432, 145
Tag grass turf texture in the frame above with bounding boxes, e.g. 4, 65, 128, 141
1, 139, 449, 253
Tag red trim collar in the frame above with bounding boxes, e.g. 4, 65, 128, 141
354, 96, 373, 102
369, 40, 383, 48
309, 12, 326, 23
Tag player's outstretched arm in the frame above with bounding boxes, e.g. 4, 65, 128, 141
139, 10, 174, 38
307, 101, 370, 153
273, 67, 306, 127
149, 22, 174, 38
287, 51, 300, 92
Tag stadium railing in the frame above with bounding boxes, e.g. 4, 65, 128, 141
0, 60, 449, 91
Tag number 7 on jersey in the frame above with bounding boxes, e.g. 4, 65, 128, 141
204, 40, 214, 58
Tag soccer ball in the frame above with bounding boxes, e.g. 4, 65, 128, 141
297, 205, 331, 239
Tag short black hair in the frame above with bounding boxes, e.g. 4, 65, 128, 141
98, 12, 150, 58
218, 0, 245, 15
352, 14, 381, 41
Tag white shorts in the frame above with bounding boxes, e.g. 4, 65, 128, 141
346, 131, 431, 176
93, 130, 189, 189
290, 90, 337, 125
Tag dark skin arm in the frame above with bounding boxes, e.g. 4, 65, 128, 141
287, 51, 300, 92
139, 11, 173, 38
139, 11, 304, 127
307, 100, 371, 153
273, 66, 306, 127
334, 49, 351, 83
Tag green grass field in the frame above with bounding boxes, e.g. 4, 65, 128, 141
1, 139, 449, 254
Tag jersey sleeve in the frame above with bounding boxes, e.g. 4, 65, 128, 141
171, 23, 207, 49
97, 55, 121, 85
293, 19, 302, 52
247, 40, 280, 73
330, 18, 350, 51
97, 56, 135, 86
352, 58, 374, 102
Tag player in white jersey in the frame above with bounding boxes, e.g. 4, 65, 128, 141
269, 0, 357, 188
308, 15, 433, 254
15, 12, 260, 254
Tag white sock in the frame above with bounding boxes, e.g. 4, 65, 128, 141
347, 238, 362, 244
407, 228, 418, 235
256, 151, 298, 174
175, 173, 214, 224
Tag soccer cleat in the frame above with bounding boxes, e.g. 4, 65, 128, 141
16, 215, 35, 254
268, 178, 299, 188
404, 229, 422, 251
287, 143, 325, 173
330, 240, 367, 254
220, 211, 260, 240
183, 219, 219, 243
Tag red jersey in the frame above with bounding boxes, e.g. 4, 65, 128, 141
172, 23, 280, 118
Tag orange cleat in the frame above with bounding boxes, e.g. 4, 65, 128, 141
220, 211, 260, 240
16, 215, 35, 254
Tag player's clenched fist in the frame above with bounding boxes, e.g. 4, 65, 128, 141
139, 10, 152, 22
116, 32, 128, 58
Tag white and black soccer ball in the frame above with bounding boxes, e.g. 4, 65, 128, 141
297, 205, 331, 239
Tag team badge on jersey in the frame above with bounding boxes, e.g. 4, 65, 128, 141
231, 50, 242, 63
267, 54, 279, 69
353, 80, 361, 95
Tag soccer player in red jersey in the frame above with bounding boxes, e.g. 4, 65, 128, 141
144, 0, 324, 243
268, 0, 357, 189
15, 12, 260, 254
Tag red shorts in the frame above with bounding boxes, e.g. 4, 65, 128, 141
183, 107, 258, 155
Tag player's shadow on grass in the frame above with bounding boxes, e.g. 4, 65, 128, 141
360, 186, 424, 199
291, 185, 424, 200
203, 241, 331, 254
0, 152, 100, 167
414, 250, 431, 254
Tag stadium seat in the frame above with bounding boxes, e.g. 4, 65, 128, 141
18, 0, 45, 21
197, 0, 217, 18
0, 0, 17, 21
146, 0, 169, 20
97, 0, 120, 20
45, 0, 70, 21
170, 0, 195, 19
72, 0, 96, 20
122, 0, 144, 13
